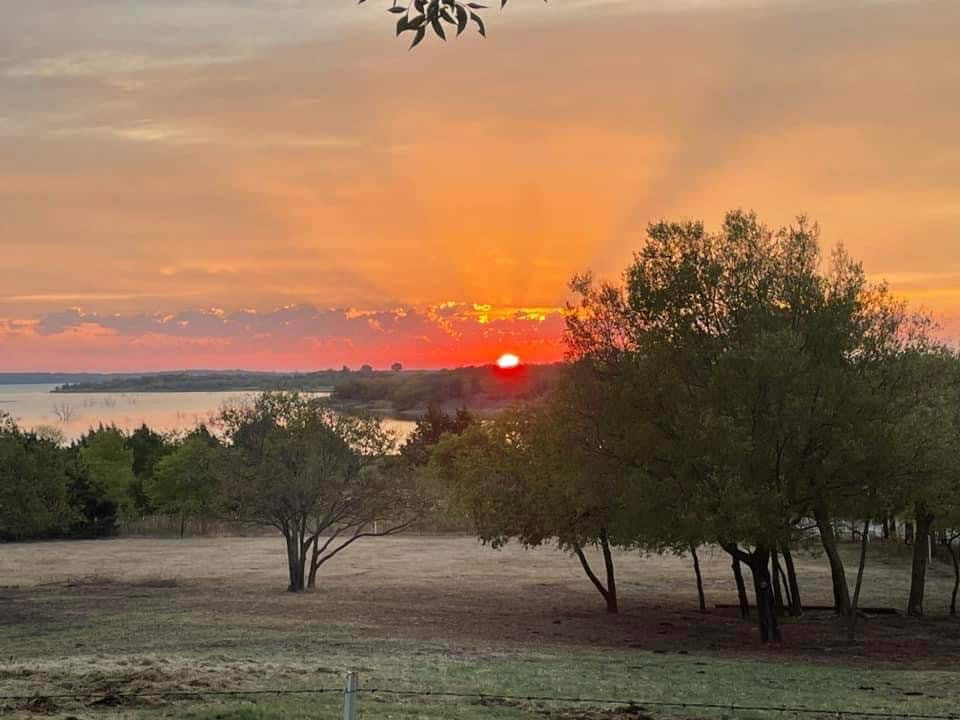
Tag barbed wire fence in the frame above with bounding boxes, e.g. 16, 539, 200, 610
2, 672, 958, 720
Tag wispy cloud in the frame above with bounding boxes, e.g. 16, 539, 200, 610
1, 0, 958, 369
0, 303, 569, 371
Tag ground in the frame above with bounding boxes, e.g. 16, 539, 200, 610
1, 535, 958, 720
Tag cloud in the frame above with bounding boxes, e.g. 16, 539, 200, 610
1, 0, 958, 369
0, 303, 569, 371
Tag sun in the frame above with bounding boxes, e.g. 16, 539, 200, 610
496, 353, 521, 369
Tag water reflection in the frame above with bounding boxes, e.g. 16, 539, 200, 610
0, 384, 414, 443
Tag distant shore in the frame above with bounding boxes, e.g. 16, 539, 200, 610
41, 365, 562, 418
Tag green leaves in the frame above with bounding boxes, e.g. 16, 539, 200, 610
360, 0, 545, 47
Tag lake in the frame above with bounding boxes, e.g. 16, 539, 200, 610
0, 384, 414, 442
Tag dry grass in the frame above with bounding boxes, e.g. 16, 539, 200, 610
1, 535, 958, 719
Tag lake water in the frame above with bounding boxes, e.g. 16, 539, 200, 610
0, 384, 414, 442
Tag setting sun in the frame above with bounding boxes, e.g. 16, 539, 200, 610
496, 353, 521, 369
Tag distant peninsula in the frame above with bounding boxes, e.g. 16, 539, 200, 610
47, 365, 564, 419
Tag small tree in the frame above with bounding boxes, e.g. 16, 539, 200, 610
79, 426, 136, 519
147, 430, 222, 537
219, 392, 421, 592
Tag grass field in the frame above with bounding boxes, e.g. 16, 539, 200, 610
1, 535, 959, 719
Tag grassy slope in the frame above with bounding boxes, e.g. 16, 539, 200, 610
1, 537, 958, 719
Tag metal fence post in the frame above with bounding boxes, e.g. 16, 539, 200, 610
343, 671, 358, 720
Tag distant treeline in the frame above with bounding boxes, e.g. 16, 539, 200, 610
332, 365, 566, 414
51, 366, 566, 416
53, 370, 337, 394
0, 373, 116, 385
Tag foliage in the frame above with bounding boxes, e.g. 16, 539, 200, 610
360, 0, 545, 48
401, 405, 474, 466
430, 385, 640, 611
432, 210, 960, 636
146, 429, 222, 534
0, 413, 76, 540
79, 426, 137, 518
218, 392, 422, 591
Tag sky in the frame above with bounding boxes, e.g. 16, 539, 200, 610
1, 0, 958, 371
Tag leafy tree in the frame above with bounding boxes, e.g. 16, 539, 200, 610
895, 350, 960, 616
0, 413, 75, 540
562, 211, 946, 640
432, 387, 639, 613
64, 447, 118, 538
147, 430, 222, 537
400, 404, 474, 466
391, 362, 403, 372
126, 424, 174, 516
219, 392, 421, 591
78, 426, 137, 519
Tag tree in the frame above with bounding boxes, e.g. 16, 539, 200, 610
391, 362, 403, 372
126, 424, 174, 517
400, 404, 474, 466
219, 392, 421, 592
79, 426, 136, 519
562, 210, 942, 641
147, 430, 222, 537
897, 350, 960, 616
431, 388, 638, 613
0, 413, 75, 540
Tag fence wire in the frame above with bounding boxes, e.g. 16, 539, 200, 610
1, 684, 957, 719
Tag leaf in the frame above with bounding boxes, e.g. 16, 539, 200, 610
410, 26, 427, 48
455, 4, 468, 34
470, 11, 486, 37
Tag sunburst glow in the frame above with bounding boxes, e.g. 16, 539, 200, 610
496, 353, 521, 369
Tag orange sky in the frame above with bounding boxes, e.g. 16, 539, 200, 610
1, 1, 958, 370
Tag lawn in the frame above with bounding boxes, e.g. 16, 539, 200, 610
1, 536, 958, 719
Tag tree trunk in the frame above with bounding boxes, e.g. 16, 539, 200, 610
907, 503, 934, 616
949, 540, 959, 618
573, 532, 618, 614
179, 512, 186, 539
847, 519, 870, 642
882, 516, 890, 540
746, 547, 781, 643
284, 531, 307, 592
771, 548, 785, 615
306, 535, 321, 590
690, 544, 707, 612
599, 531, 618, 614
731, 553, 750, 618
813, 497, 851, 615
781, 544, 803, 617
